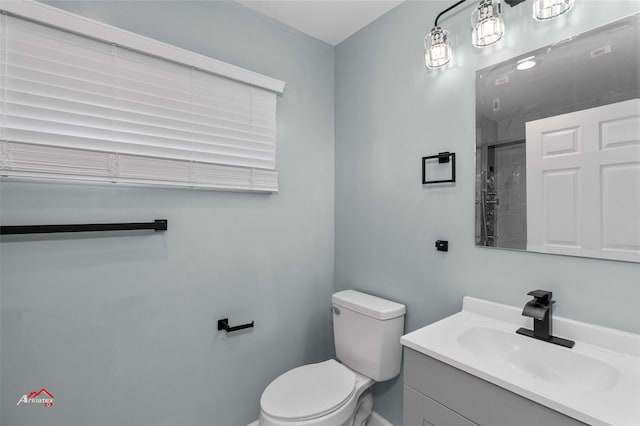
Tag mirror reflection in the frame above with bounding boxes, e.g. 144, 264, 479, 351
475, 14, 640, 262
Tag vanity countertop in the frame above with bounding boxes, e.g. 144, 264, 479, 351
401, 297, 640, 426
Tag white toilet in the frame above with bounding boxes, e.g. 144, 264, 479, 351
259, 290, 406, 426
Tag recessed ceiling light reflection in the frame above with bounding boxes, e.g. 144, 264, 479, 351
516, 56, 537, 70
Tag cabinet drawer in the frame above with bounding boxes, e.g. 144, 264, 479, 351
404, 385, 478, 426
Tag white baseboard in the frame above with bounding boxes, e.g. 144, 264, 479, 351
368, 411, 394, 426
247, 411, 393, 426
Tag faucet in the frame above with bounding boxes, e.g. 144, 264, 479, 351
516, 290, 575, 349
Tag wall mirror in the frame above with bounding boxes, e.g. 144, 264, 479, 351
475, 14, 640, 263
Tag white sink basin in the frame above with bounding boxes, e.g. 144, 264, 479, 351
457, 327, 620, 392
401, 297, 640, 426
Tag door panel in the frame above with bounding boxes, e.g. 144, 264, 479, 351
526, 99, 640, 261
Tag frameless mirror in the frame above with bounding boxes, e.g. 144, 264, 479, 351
475, 14, 640, 262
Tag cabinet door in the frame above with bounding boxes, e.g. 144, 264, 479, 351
404, 385, 479, 426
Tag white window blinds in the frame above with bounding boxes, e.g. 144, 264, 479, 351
0, 12, 282, 192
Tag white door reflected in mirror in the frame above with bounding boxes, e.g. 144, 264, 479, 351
526, 100, 640, 262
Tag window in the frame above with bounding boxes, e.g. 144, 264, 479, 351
0, 2, 285, 192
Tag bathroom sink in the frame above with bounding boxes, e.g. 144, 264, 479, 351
457, 326, 620, 392
401, 297, 640, 426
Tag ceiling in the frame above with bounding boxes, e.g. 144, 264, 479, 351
235, 0, 405, 45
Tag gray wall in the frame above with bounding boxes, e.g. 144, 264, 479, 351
335, 1, 640, 424
0, 2, 334, 425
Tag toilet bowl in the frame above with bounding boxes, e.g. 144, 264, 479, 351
258, 290, 406, 426
259, 360, 373, 426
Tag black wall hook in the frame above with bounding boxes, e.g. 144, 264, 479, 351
435, 240, 449, 251
217, 318, 254, 333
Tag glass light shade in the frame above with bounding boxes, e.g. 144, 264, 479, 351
533, 0, 575, 20
471, 0, 505, 48
425, 27, 452, 69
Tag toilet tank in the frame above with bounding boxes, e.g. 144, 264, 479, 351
332, 290, 406, 382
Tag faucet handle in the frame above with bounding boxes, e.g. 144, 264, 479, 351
527, 289, 553, 304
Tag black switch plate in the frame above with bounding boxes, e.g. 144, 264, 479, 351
435, 240, 448, 252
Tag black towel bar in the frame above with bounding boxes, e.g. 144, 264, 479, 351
0, 219, 167, 235
422, 152, 456, 184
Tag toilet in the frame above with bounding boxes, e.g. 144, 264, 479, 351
259, 290, 406, 426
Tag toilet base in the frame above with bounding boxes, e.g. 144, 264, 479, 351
250, 411, 393, 426
350, 390, 373, 426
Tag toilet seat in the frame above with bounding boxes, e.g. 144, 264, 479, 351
260, 360, 356, 421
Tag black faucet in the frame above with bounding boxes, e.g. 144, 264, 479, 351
516, 290, 575, 349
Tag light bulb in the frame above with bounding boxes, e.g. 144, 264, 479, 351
472, 0, 505, 48
533, 0, 575, 20
425, 26, 452, 69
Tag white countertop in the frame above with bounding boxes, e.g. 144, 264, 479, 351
400, 297, 640, 426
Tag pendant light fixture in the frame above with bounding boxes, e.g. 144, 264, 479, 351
471, 0, 505, 48
424, 0, 576, 70
533, 0, 575, 20
425, 27, 452, 69
424, 0, 467, 69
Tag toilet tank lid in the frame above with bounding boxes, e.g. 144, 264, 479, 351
332, 290, 406, 320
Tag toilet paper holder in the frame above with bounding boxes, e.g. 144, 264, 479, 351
217, 318, 254, 333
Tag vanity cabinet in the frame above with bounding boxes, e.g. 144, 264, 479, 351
402, 348, 587, 426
